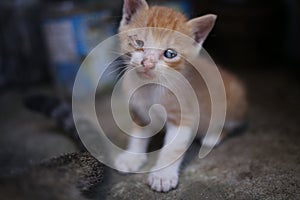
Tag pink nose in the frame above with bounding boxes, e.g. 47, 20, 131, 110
141, 57, 155, 70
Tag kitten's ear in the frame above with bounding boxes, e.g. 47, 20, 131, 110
187, 14, 217, 47
121, 0, 149, 26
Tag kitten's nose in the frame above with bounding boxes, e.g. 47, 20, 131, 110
141, 57, 155, 70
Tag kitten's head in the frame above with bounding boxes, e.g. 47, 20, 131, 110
119, 0, 216, 79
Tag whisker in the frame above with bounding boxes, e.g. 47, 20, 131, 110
105, 66, 124, 76
115, 65, 133, 81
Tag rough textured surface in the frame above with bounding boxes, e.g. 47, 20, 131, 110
0, 69, 299, 199
0, 152, 104, 200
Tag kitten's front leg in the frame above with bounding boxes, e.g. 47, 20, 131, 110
148, 124, 193, 192
114, 127, 151, 173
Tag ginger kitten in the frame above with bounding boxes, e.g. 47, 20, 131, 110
114, 0, 247, 192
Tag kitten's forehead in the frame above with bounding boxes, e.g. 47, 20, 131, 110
133, 6, 190, 35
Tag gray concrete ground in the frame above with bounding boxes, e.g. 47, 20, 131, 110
0, 69, 299, 199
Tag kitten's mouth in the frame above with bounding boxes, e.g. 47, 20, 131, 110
136, 68, 155, 79
137, 71, 154, 79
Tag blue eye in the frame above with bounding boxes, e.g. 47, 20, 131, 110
164, 49, 177, 59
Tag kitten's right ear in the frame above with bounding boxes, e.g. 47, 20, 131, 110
187, 14, 217, 47
121, 0, 149, 26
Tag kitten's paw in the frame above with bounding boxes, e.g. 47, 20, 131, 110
148, 168, 178, 192
202, 135, 221, 147
114, 153, 147, 173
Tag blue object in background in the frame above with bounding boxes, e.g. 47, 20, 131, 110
42, 8, 114, 97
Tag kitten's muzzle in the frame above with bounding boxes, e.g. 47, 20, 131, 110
141, 56, 156, 70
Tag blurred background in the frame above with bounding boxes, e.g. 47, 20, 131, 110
0, 0, 300, 199
0, 0, 299, 95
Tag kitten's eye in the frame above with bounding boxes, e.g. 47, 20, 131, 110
164, 49, 177, 59
135, 40, 144, 48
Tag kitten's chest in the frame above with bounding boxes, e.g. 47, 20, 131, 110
129, 85, 168, 123
130, 85, 164, 110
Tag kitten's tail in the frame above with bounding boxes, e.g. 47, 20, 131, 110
24, 94, 85, 150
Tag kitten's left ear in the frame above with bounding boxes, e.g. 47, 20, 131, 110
120, 0, 149, 27
187, 14, 217, 47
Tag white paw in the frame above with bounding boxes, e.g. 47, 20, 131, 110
114, 153, 147, 173
202, 135, 221, 147
148, 168, 178, 192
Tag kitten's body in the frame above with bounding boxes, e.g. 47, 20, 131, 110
124, 58, 247, 135
115, 0, 247, 192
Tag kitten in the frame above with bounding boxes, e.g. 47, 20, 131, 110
114, 0, 247, 192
